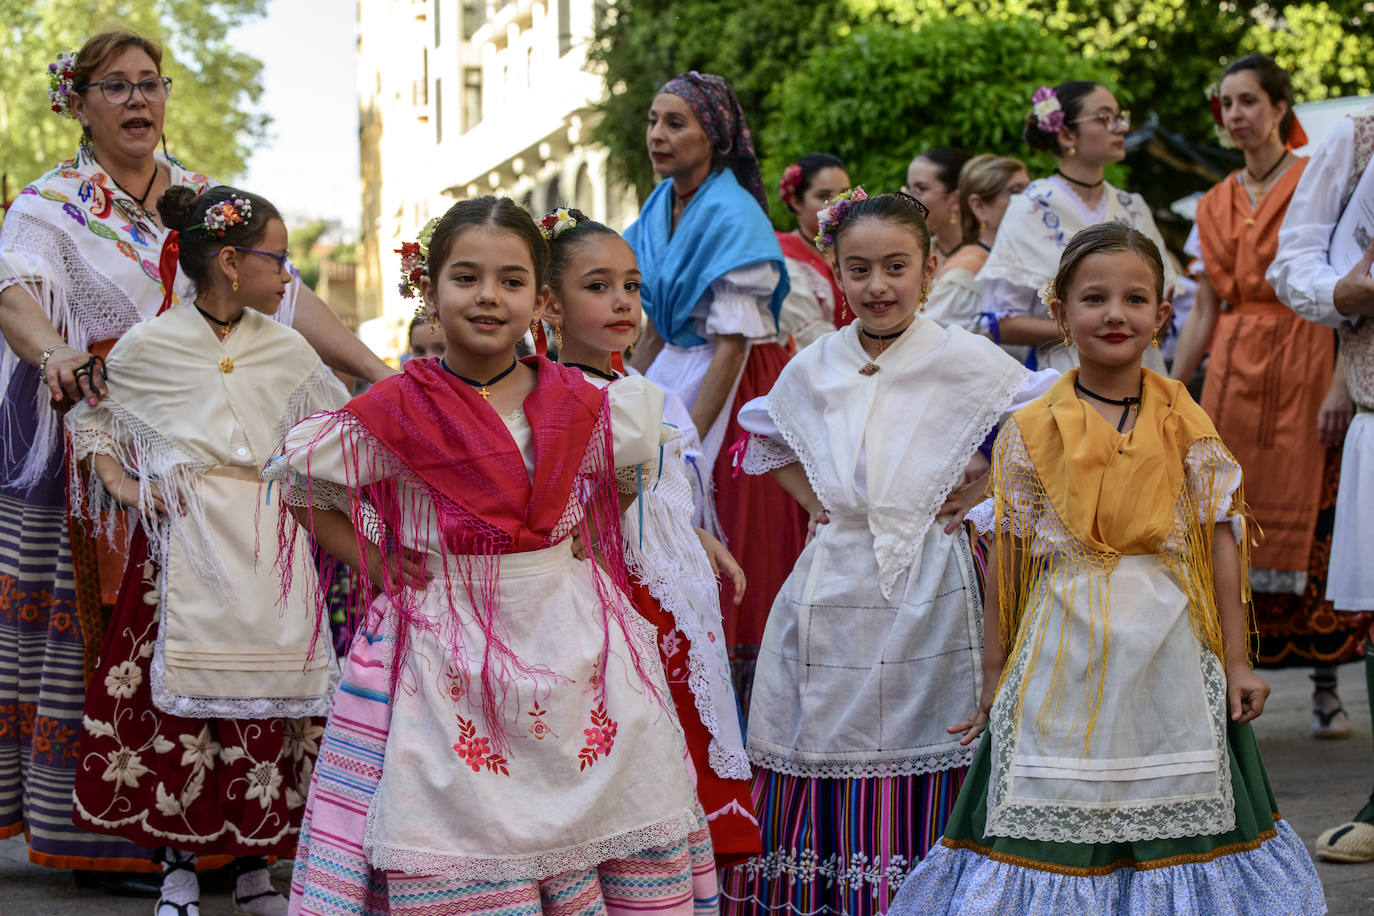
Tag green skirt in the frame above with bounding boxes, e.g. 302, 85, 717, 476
888, 722, 1326, 914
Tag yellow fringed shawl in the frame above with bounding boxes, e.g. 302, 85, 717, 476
994, 368, 1256, 749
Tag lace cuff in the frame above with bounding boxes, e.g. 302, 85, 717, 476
615, 460, 663, 496
739, 435, 796, 476
69, 427, 119, 462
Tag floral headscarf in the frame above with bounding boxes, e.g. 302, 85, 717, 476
659, 71, 768, 213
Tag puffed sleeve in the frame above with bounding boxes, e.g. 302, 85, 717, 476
1184, 437, 1245, 544
736, 395, 798, 475
694, 262, 781, 341
264, 411, 361, 513
608, 375, 670, 470
1267, 118, 1358, 328
925, 268, 986, 335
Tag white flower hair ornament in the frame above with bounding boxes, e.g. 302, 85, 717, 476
538, 207, 584, 241
48, 50, 78, 119
1032, 86, 1065, 134
1039, 278, 1057, 306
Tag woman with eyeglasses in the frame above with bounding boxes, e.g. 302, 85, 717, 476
1174, 55, 1363, 729
0, 27, 390, 896
979, 80, 1175, 372
923, 154, 1030, 343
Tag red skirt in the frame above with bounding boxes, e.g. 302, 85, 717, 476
713, 342, 808, 709
72, 527, 321, 858
630, 581, 760, 866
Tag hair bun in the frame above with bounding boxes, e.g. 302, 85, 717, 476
156, 185, 199, 231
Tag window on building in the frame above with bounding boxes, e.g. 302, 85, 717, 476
525, 46, 533, 88
435, 78, 443, 143
462, 0, 484, 38
434, 0, 441, 45
463, 67, 482, 132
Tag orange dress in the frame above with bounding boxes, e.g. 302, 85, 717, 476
1196, 161, 1363, 664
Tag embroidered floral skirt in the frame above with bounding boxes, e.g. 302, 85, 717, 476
718, 764, 967, 916
631, 581, 760, 866
72, 528, 320, 857
887, 722, 1324, 915
289, 606, 719, 916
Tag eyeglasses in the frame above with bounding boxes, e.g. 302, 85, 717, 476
1071, 110, 1132, 132
224, 247, 293, 273
82, 76, 173, 106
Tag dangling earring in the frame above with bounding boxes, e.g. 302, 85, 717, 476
79, 124, 94, 160
530, 318, 540, 337
979, 219, 988, 235
1151, 329, 1160, 349
429, 310, 440, 333
840, 294, 850, 322
554, 318, 564, 350
232, 274, 239, 293
1066, 146, 1077, 159
948, 210, 958, 228
1062, 328, 1073, 348
919, 285, 929, 313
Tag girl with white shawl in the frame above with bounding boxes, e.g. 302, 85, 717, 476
982, 81, 1174, 372
718, 190, 1054, 916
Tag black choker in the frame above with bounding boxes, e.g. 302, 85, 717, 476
1074, 378, 1142, 433
566, 362, 619, 383
1055, 169, 1105, 190
860, 326, 907, 341
194, 303, 241, 340
1246, 151, 1290, 186
443, 357, 518, 401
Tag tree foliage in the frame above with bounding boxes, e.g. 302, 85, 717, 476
586, 0, 857, 204
0, 0, 269, 200
759, 18, 1114, 226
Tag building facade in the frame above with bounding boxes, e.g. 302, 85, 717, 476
355, 0, 634, 361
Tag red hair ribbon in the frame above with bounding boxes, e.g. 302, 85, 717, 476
530, 318, 548, 356
157, 230, 180, 315
1287, 115, 1309, 149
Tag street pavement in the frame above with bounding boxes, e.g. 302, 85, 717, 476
2, 664, 1372, 914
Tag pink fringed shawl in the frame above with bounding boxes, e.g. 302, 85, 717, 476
279, 357, 654, 744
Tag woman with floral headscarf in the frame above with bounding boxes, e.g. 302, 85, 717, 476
625, 72, 807, 711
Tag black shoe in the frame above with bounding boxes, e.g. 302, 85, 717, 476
72, 869, 165, 898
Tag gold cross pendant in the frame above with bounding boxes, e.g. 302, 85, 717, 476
478, 385, 491, 400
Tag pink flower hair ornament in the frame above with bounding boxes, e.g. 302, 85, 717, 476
1032, 86, 1065, 134
778, 162, 803, 205
814, 186, 868, 250
48, 50, 78, 119
203, 198, 252, 239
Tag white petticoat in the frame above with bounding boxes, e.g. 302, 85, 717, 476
1328, 410, 1374, 611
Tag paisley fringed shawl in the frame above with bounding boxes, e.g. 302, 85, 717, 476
275, 357, 656, 746
992, 369, 1257, 750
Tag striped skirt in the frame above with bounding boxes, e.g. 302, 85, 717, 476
718, 765, 968, 916
289, 617, 721, 916
0, 367, 157, 870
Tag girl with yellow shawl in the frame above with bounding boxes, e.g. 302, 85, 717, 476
890, 224, 1324, 914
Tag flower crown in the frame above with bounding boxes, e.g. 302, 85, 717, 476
538, 207, 582, 241
48, 50, 78, 119
1031, 86, 1065, 134
397, 216, 441, 299
814, 187, 868, 250
778, 162, 803, 204
203, 197, 252, 238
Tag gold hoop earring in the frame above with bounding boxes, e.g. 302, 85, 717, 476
232, 274, 238, 293
554, 319, 564, 350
